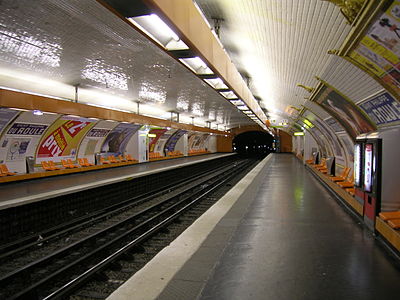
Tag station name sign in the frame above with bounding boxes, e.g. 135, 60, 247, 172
7, 123, 48, 136
359, 92, 400, 126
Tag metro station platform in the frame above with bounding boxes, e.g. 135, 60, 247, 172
0, 153, 234, 210
108, 154, 400, 300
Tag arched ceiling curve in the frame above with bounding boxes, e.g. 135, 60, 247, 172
194, 0, 386, 128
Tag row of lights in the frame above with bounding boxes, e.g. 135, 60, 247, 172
127, 14, 266, 130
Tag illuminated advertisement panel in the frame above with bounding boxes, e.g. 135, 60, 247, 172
364, 143, 373, 193
354, 144, 361, 187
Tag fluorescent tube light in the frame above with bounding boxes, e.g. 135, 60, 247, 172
128, 15, 189, 50
204, 77, 228, 89
219, 91, 237, 99
179, 57, 214, 75
229, 99, 245, 106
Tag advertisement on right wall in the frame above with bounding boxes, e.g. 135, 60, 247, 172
346, 0, 400, 100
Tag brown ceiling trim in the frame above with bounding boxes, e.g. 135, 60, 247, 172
139, 0, 267, 122
0, 89, 228, 135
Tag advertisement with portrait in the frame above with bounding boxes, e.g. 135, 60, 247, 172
315, 83, 376, 140
346, 0, 400, 99
101, 123, 141, 156
36, 116, 96, 162
359, 91, 400, 126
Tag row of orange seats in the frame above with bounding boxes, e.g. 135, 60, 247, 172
149, 152, 163, 160
100, 154, 138, 165
167, 150, 183, 157
41, 158, 94, 171
308, 158, 354, 196
188, 149, 208, 155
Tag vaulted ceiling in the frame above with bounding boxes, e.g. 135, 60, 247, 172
194, 0, 383, 125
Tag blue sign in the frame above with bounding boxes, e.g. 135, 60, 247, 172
359, 92, 400, 126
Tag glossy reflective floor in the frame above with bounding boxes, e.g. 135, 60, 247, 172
198, 154, 400, 300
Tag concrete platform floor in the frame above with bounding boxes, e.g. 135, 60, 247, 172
108, 154, 400, 300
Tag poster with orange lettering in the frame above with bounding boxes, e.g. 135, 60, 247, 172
36, 116, 96, 162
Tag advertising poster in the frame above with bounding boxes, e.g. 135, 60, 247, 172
83, 128, 111, 156
7, 123, 48, 136
359, 91, 400, 126
164, 130, 187, 153
6, 138, 30, 161
364, 143, 373, 193
313, 118, 343, 158
315, 84, 376, 140
194, 134, 209, 149
338, 132, 355, 165
188, 133, 200, 149
310, 126, 330, 156
154, 129, 176, 153
101, 123, 141, 155
325, 117, 345, 133
148, 128, 167, 153
347, 0, 400, 97
37, 116, 96, 160
0, 108, 19, 135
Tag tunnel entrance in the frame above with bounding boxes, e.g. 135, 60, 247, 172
233, 131, 274, 157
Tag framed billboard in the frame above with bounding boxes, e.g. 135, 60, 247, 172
342, 0, 400, 102
313, 82, 376, 140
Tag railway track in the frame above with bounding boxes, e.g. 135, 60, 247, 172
0, 158, 258, 299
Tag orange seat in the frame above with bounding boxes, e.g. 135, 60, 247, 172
0, 164, 16, 176
337, 176, 354, 188
67, 159, 80, 168
108, 155, 120, 163
125, 154, 137, 162
118, 155, 126, 162
48, 161, 60, 170
388, 219, 400, 229
100, 156, 110, 164
61, 159, 75, 169
330, 167, 350, 182
41, 161, 59, 171
83, 157, 94, 166
379, 211, 400, 221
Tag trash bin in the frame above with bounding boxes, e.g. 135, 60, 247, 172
26, 156, 35, 173
95, 153, 102, 165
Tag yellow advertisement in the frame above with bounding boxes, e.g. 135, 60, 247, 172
36, 116, 96, 161
347, 0, 400, 100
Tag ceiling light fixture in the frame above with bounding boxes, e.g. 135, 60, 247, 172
204, 77, 228, 89
229, 99, 245, 106
33, 110, 43, 116
219, 91, 237, 99
179, 57, 214, 75
128, 14, 189, 51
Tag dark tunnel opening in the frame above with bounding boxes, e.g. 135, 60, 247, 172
233, 131, 275, 157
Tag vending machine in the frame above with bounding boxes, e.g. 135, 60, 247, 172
362, 133, 382, 230
354, 135, 367, 206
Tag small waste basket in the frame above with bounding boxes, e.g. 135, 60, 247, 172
26, 156, 35, 173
